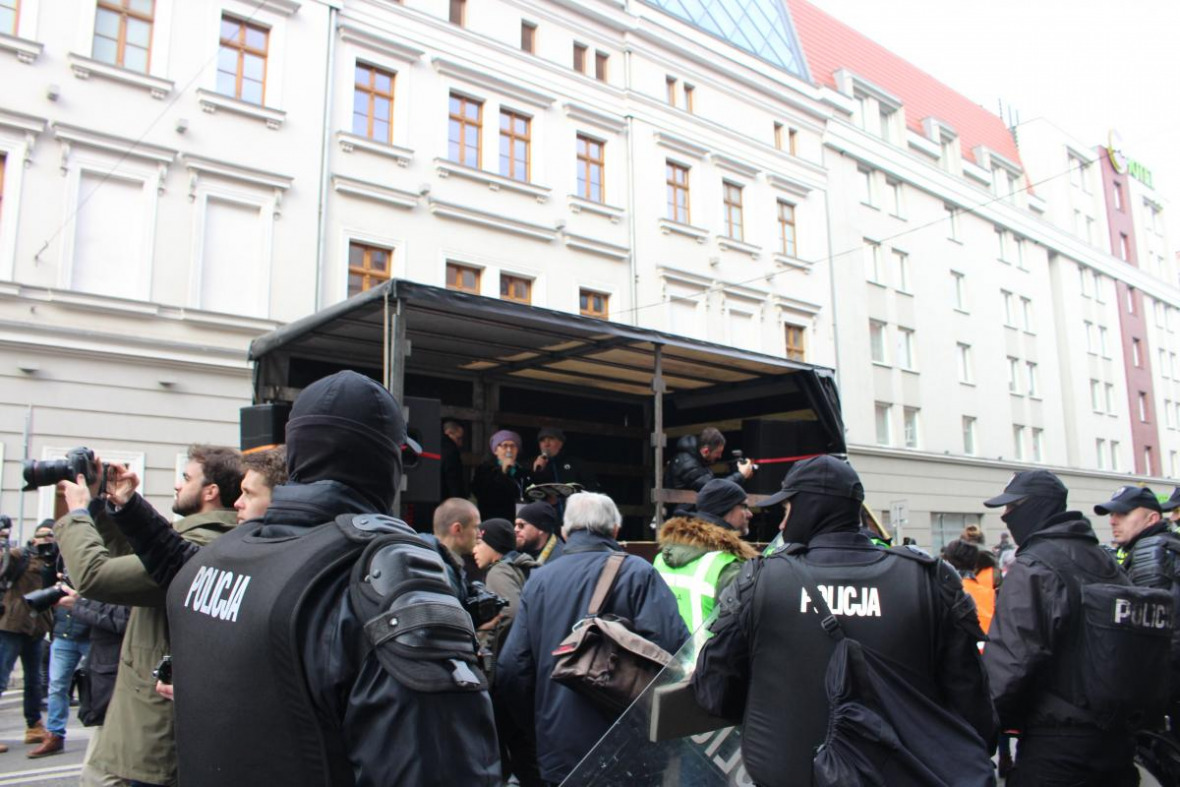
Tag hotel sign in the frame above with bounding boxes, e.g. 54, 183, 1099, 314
1107, 129, 1153, 188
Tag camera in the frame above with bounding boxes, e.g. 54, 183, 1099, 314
22, 447, 105, 491
23, 584, 67, 612
464, 581, 508, 627
729, 450, 757, 472
153, 655, 173, 685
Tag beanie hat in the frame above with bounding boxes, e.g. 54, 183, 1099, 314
490, 430, 523, 453
478, 518, 516, 557
517, 501, 559, 535
693, 479, 747, 529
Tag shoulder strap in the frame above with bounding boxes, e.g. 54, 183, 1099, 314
587, 553, 626, 617
779, 552, 846, 643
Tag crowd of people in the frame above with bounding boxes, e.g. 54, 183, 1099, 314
0, 371, 1175, 785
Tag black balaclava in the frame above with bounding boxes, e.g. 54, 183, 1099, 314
1002, 494, 1067, 545
783, 490, 862, 544
284, 371, 406, 513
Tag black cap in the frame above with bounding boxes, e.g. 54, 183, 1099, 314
537, 427, 565, 442
759, 455, 864, 508
1094, 485, 1162, 515
694, 479, 748, 527
516, 501, 559, 535
478, 518, 516, 556
1161, 487, 1180, 512
983, 470, 1067, 508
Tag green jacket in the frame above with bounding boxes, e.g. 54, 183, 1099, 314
56, 505, 236, 785
654, 516, 759, 633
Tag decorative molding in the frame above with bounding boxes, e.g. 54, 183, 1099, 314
562, 102, 626, 134
338, 23, 424, 64
196, 89, 286, 129
0, 31, 42, 64
774, 253, 814, 273
922, 116, 957, 144
332, 174, 418, 210
183, 155, 292, 216
658, 219, 708, 243
0, 110, 44, 166
718, 236, 761, 259
567, 195, 624, 223
67, 53, 174, 99
906, 130, 941, 160
975, 144, 1022, 175
766, 173, 813, 198
336, 131, 413, 167
658, 265, 712, 290
428, 197, 558, 242
962, 159, 992, 186
711, 153, 759, 180
431, 57, 556, 109
433, 158, 551, 203
834, 68, 902, 110
773, 294, 823, 315
653, 131, 708, 160
255, 0, 301, 15
52, 123, 175, 179
561, 231, 629, 261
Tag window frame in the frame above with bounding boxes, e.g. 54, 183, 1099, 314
500, 273, 532, 304
217, 15, 269, 105
777, 200, 796, 257
594, 50, 608, 81
520, 20, 536, 53
576, 134, 605, 204
448, 93, 483, 168
785, 324, 805, 361
573, 42, 586, 73
445, 262, 480, 294
579, 288, 609, 319
665, 161, 690, 224
449, 0, 465, 26
722, 181, 743, 241
498, 108, 531, 182
94, 0, 156, 73
347, 241, 393, 296
352, 62, 395, 144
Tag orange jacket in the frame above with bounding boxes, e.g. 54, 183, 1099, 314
962, 574, 995, 634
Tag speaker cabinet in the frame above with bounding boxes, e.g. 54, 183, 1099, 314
240, 403, 291, 452
741, 419, 829, 495
402, 396, 441, 503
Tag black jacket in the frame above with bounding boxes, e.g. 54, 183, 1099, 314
471, 459, 531, 522
70, 598, 129, 725
983, 512, 1119, 730
52, 605, 90, 642
663, 435, 743, 492
1120, 522, 1180, 704
440, 437, 469, 500
495, 529, 689, 784
530, 450, 598, 491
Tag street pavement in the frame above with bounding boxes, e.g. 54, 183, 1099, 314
0, 667, 87, 786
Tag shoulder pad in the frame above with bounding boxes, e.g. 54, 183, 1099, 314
334, 513, 415, 543
349, 536, 486, 693
887, 544, 937, 565
772, 541, 806, 557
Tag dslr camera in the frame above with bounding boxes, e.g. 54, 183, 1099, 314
23, 447, 106, 491
464, 581, 508, 627
23, 583, 67, 612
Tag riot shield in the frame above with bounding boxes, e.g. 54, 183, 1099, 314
562, 618, 753, 786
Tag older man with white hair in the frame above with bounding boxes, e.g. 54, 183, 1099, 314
496, 493, 688, 785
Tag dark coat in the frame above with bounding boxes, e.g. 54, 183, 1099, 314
51, 605, 90, 642
70, 598, 129, 725
495, 529, 689, 784
0, 550, 54, 638
663, 435, 744, 492
530, 450, 598, 492
440, 436, 469, 500
471, 459, 531, 522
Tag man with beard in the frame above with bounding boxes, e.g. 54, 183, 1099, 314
982, 471, 1141, 786
692, 456, 995, 786
55, 445, 240, 787
513, 501, 564, 565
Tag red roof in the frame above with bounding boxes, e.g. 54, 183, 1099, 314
786, 0, 1022, 169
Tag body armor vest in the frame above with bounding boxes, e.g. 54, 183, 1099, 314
1125, 532, 1180, 590
742, 548, 936, 785
166, 517, 385, 787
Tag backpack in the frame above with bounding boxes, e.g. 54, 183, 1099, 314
781, 545, 995, 787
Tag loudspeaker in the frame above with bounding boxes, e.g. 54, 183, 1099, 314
403, 396, 441, 503
741, 419, 829, 495
240, 403, 291, 452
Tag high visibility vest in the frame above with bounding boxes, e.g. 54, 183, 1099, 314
654, 550, 740, 634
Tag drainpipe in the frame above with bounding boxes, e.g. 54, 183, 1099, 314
623, 45, 639, 326
821, 147, 842, 389
313, 2, 339, 311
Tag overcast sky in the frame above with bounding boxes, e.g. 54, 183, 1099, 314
802, 0, 1180, 247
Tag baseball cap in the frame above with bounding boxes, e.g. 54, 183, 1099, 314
1094, 485, 1162, 515
759, 455, 864, 508
1161, 486, 1180, 512
537, 427, 566, 442
983, 470, 1067, 508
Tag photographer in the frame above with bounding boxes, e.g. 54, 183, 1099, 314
29, 581, 88, 758
663, 427, 754, 499
0, 521, 57, 753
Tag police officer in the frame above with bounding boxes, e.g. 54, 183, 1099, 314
692, 456, 995, 785
164, 371, 499, 785
654, 479, 758, 634
1098, 485, 1180, 718
1161, 486, 1180, 528
982, 470, 1140, 786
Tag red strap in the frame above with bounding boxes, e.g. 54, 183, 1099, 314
748, 452, 823, 465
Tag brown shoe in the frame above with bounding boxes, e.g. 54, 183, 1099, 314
23, 722, 46, 744
27, 733, 62, 758
0, 742, 8, 753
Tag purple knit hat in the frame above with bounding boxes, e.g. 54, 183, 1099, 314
489, 429, 523, 452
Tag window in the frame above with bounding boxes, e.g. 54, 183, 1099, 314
217, 16, 268, 104
1099, 326, 1110, 358
897, 327, 915, 370
1114, 181, 1124, 212
1139, 391, 1149, 422
932, 513, 980, 553
1021, 297, 1033, 332
945, 204, 959, 240
1013, 425, 1026, 461
1069, 154, 1085, 188
352, 63, 395, 143
1093, 272, 1105, 303
1015, 237, 1027, 270
684, 84, 694, 113
1001, 290, 1015, 326
94, 0, 155, 73
892, 250, 909, 292
1172, 353, 1178, 378
449, 0, 465, 26
1133, 338, 1143, 367
594, 51, 608, 81
71, 172, 148, 301
1145, 447, 1154, 475
665, 162, 689, 223
1097, 438, 1108, 470
951, 271, 966, 311
874, 403, 892, 446
995, 227, 1008, 261
903, 408, 920, 449
499, 109, 530, 182
520, 21, 536, 53
1105, 383, 1116, 415
1167, 399, 1175, 429
869, 320, 887, 364
665, 76, 677, 106
1084, 320, 1096, 353
723, 182, 743, 240
1157, 300, 1167, 327
573, 42, 587, 73
1120, 233, 1130, 261
858, 167, 875, 206
1161, 349, 1169, 379
1079, 264, 1092, 297
777, 200, 797, 257
878, 107, 895, 143
886, 179, 903, 217
1172, 451, 1178, 477
788, 127, 798, 155
774, 122, 784, 150
1090, 379, 1102, 411
957, 343, 973, 383
863, 240, 883, 284
500, 274, 531, 304
198, 197, 267, 317
1111, 441, 1121, 471
576, 135, 604, 203
0, 0, 15, 36
785, 324, 805, 361
447, 94, 482, 167
1026, 361, 1039, 397
445, 262, 480, 293
1032, 428, 1044, 463
347, 242, 391, 296
1007, 356, 1019, 393
962, 416, 977, 455
0, 153, 5, 228
579, 289, 608, 319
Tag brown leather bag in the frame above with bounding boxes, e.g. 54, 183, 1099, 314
550, 553, 675, 715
